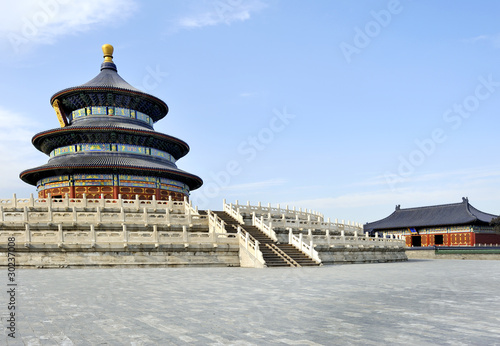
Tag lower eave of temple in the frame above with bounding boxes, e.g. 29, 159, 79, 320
20, 164, 203, 191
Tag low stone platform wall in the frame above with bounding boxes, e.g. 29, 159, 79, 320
315, 245, 407, 264
0, 244, 240, 268
0, 197, 243, 267
274, 229, 407, 264
406, 247, 500, 260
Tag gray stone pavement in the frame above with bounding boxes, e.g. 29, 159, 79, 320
1, 260, 499, 345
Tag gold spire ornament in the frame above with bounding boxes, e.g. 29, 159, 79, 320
102, 44, 114, 63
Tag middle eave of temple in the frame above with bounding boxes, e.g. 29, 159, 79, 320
50, 60, 169, 123
31, 123, 190, 160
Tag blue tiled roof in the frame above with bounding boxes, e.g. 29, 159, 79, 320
79, 62, 142, 92
363, 198, 498, 232
31, 124, 190, 159
20, 153, 203, 190
50, 61, 168, 122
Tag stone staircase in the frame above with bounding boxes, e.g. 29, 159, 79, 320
210, 210, 319, 267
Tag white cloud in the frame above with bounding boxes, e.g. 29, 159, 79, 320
239, 91, 258, 98
0, 0, 138, 53
176, 0, 267, 29
0, 107, 46, 193
464, 33, 500, 48
284, 166, 500, 222
285, 188, 462, 212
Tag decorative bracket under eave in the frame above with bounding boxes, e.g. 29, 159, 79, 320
52, 99, 68, 127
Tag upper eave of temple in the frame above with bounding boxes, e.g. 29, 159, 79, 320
49, 45, 168, 123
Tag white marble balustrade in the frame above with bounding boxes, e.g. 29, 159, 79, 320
236, 225, 265, 265
269, 217, 363, 234
0, 225, 237, 247
223, 199, 324, 222
0, 194, 194, 212
0, 207, 208, 227
308, 230, 405, 248
252, 213, 278, 242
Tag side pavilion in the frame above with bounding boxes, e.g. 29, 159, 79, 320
363, 198, 500, 247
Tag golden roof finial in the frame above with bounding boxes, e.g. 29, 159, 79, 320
102, 44, 114, 63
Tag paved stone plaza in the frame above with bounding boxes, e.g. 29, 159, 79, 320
1, 260, 499, 345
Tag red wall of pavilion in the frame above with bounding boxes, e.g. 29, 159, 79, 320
406, 232, 475, 247
475, 233, 500, 245
39, 186, 186, 201
405, 232, 500, 246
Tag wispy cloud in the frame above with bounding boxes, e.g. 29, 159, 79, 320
284, 166, 500, 222
284, 188, 464, 212
351, 166, 500, 191
176, 0, 267, 29
239, 91, 259, 98
0, 107, 45, 191
464, 33, 500, 48
0, 0, 138, 54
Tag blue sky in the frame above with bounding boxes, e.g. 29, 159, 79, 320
1, 0, 500, 224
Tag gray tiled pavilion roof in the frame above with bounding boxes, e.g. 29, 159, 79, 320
20, 153, 203, 190
363, 198, 498, 232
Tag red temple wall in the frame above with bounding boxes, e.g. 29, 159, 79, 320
405, 232, 500, 246
36, 174, 190, 201
475, 233, 500, 245
406, 232, 474, 247
39, 186, 186, 201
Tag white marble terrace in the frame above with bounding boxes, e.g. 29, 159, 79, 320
0, 194, 235, 248
0, 195, 405, 267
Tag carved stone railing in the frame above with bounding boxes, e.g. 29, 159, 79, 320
0, 225, 238, 248
252, 212, 278, 242
222, 201, 244, 224
288, 230, 322, 264
207, 210, 226, 234
223, 199, 324, 222
0, 194, 191, 212
308, 231, 405, 248
236, 225, 265, 266
0, 206, 208, 227
269, 217, 363, 235
266, 243, 300, 267
183, 196, 200, 216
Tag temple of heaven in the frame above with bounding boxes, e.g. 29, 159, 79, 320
20, 44, 202, 201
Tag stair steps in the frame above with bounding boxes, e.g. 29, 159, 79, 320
207, 210, 319, 267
